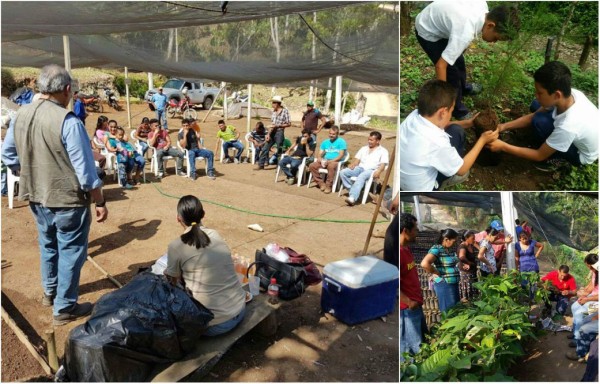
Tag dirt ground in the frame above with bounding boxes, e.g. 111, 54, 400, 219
1, 103, 399, 382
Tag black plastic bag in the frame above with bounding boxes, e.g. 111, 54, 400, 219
64, 271, 213, 382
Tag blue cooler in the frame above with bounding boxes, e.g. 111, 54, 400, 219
321, 256, 399, 325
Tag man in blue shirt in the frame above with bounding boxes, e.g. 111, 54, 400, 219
308, 125, 347, 194
73, 91, 88, 126
151, 87, 169, 130
2, 64, 108, 326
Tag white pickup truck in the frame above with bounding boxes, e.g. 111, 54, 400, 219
145, 78, 220, 110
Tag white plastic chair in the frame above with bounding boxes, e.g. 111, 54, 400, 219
338, 165, 388, 204
306, 152, 350, 193
177, 129, 207, 178
217, 138, 244, 163
274, 155, 309, 187
7, 167, 19, 209
244, 132, 257, 164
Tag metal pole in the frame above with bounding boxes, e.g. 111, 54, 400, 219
222, 82, 228, 120
148, 72, 154, 91
413, 195, 422, 230
334, 75, 342, 126
125, 67, 132, 129
63, 35, 73, 110
500, 191, 516, 270
246, 84, 253, 133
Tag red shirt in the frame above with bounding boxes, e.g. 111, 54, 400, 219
148, 130, 169, 149
541, 270, 577, 292
400, 246, 423, 310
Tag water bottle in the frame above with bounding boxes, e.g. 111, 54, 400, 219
267, 278, 279, 304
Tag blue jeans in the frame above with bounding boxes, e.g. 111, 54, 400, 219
204, 305, 246, 336
138, 141, 149, 156
576, 316, 598, 357
340, 166, 373, 201
433, 280, 460, 313
400, 307, 426, 362
582, 339, 598, 381
572, 300, 595, 339
188, 148, 215, 176
530, 100, 581, 165
29, 203, 91, 316
435, 124, 465, 188
222, 140, 244, 161
279, 156, 303, 179
547, 292, 570, 315
156, 109, 168, 130
259, 129, 285, 166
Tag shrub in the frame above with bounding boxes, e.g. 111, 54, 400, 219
113, 75, 148, 99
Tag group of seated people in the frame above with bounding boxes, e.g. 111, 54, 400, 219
90, 111, 391, 207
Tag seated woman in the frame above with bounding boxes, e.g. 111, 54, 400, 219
164, 195, 246, 336
571, 254, 598, 342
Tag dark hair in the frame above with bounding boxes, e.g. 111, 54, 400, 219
485, 227, 499, 237
182, 118, 190, 125
108, 119, 118, 127
149, 118, 159, 125
417, 80, 457, 117
369, 131, 382, 141
515, 219, 521, 225
584, 253, 598, 266
437, 228, 459, 244
534, 61, 572, 97
96, 115, 108, 130
329, 125, 340, 133
301, 128, 311, 136
487, 5, 520, 38
559, 265, 570, 273
218, 119, 225, 125
462, 230, 476, 242
141, 117, 149, 124
255, 121, 265, 131
177, 195, 211, 249
518, 231, 530, 239
400, 213, 417, 233
116, 127, 124, 135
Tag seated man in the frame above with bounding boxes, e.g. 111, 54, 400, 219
541, 265, 577, 315
278, 129, 314, 185
308, 125, 347, 194
135, 117, 153, 157
249, 122, 268, 163
178, 118, 216, 180
400, 80, 498, 191
215, 119, 244, 163
340, 131, 389, 206
488, 61, 599, 167
147, 118, 185, 178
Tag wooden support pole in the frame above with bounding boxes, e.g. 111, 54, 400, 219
86, 256, 123, 288
201, 85, 225, 123
362, 144, 396, 255
246, 84, 253, 133
44, 329, 59, 372
125, 67, 132, 130
1, 306, 53, 376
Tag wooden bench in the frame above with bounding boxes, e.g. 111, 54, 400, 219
149, 293, 279, 382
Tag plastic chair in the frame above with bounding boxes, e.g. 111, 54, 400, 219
127, 129, 146, 184
306, 152, 350, 193
338, 165, 388, 204
217, 138, 243, 163
7, 167, 19, 209
177, 129, 207, 178
244, 132, 257, 164
274, 155, 309, 186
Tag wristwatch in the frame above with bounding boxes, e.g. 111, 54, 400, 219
95, 200, 106, 208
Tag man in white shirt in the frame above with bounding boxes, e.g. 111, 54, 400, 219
487, 61, 599, 167
415, 1, 519, 119
340, 131, 389, 206
400, 80, 498, 191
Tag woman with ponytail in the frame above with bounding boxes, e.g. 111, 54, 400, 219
164, 195, 246, 336
457, 230, 479, 302
421, 228, 460, 312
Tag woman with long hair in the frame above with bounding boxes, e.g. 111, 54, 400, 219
515, 231, 544, 272
477, 226, 510, 278
457, 230, 479, 302
164, 195, 246, 336
570, 253, 599, 344
421, 228, 460, 312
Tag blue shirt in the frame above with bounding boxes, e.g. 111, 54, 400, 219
320, 137, 347, 160
151, 93, 168, 111
73, 98, 86, 122
1, 112, 102, 192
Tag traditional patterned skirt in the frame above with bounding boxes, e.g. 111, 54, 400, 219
459, 270, 478, 302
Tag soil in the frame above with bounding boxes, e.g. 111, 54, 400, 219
472, 109, 502, 167
1, 103, 399, 382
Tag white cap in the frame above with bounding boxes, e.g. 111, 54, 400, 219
271, 95, 283, 103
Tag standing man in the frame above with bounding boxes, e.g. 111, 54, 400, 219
215, 119, 244, 164
301, 100, 326, 146
178, 118, 216, 180
256, 95, 291, 170
308, 125, 347, 194
339, 131, 389, 206
400, 213, 426, 363
150, 87, 169, 130
1, 64, 108, 326
147, 118, 186, 178
384, 193, 399, 268
73, 91, 88, 126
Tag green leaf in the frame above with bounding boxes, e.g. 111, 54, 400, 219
481, 333, 495, 349
453, 356, 472, 370
501, 329, 521, 340
465, 325, 484, 340
459, 373, 481, 381
421, 349, 453, 375
440, 314, 470, 330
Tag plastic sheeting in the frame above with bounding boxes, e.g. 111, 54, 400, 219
64, 272, 214, 382
2, 2, 399, 88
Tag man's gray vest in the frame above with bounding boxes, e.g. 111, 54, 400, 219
13, 99, 91, 207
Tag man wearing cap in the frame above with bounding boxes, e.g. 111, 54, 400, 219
256, 95, 291, 170
150, 87, 169, 130
302, 100, 326, 146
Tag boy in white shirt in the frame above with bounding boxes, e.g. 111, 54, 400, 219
415, 1, 519, 119
400, 80, 498, 191
487, 61, 599, 167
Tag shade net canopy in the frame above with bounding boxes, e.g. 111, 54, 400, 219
1, 1, 399, 91
401, 192, 598, 252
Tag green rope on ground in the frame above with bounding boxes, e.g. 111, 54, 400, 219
151, 183, 389, 224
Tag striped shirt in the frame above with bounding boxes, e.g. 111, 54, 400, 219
428, 244, 460, 284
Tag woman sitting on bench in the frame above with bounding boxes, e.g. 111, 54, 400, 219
164, 195, 247, 336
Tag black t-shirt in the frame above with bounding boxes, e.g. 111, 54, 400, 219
178, 129, 199, 150
457, 243, 478, 275
291, 136, 313, 158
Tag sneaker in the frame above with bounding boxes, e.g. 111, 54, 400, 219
42, 293, 55, 307
324, 187, 332, 194
190, 174, 197, 181
177, 171, 187, 177
569, 341, 576, 348
53, 302, 94, 326
157, 172, 164, 179
567, 333, 575, 340
345, 196, 356, 206
534, 159, 570, 172
464, 83, 483, 96
286, 177, 296, 185
123, 183, 134, 190
207, 173, 216, 180
223, 158, 231, 164
565, 351, 585, 362
233, 158, 240, 164
255, 165, 264, 170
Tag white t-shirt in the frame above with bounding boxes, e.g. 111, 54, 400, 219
545, 89, 599, 165
400, 110, 464, 191
355, 145, 389, 171
415, 0, 488, 66
479, 239, 496, 273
